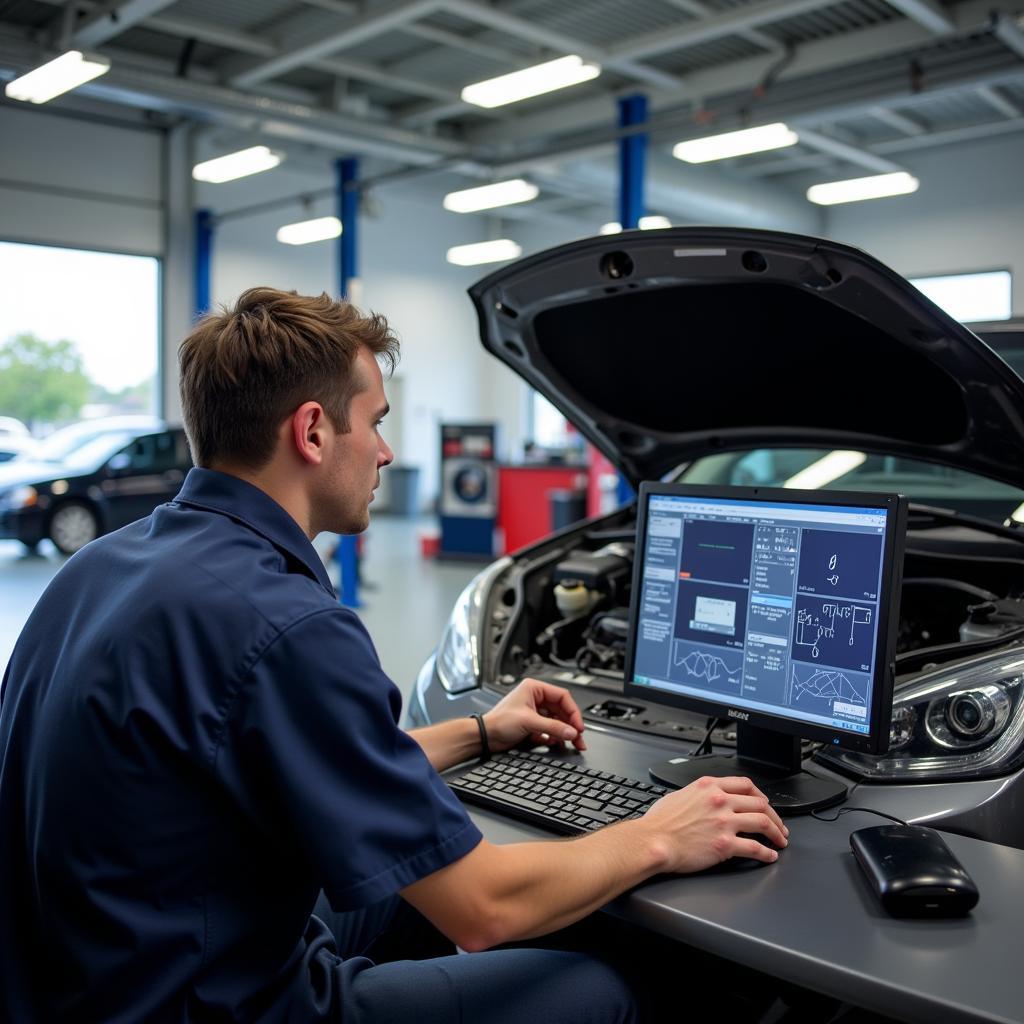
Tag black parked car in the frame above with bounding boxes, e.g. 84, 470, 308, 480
0, 426, 191, 555
409, 228, 1024, 852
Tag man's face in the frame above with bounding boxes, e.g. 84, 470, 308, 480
318, 345, 394, 535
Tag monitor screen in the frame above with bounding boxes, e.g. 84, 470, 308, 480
624, 483, 906, 757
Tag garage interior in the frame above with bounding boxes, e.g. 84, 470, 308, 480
1, 2, 1024, 1017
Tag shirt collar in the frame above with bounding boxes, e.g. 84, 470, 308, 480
173, 468, 336, 596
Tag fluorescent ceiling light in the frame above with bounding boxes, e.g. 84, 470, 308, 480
600, 216, 670, 233
5, 50, 110, 104
446, 239, 522, 267
461, 55, 600, 109
673, 123, 798, 164
807, 172, 919, 206
276, 216, 342, 245
784, 451, 867, 489
193, 146, 283, 184
443, 179, 539, 213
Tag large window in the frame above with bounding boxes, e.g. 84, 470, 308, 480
909, 270, 1012, 324
0, 241, 160, 435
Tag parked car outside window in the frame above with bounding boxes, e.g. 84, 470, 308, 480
0, 427, 191, 555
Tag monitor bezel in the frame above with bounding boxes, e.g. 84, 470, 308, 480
623, 481, 907, 756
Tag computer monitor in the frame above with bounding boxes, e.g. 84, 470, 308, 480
624, 482, 907, 814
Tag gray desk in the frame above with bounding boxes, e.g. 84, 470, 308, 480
464, 724, 1024, 1024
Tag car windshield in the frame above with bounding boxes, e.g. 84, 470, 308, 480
32, 421, 153, 462
676, 449, 1024, 524
60, 432, 138, 472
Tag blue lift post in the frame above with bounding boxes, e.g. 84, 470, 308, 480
335, 158, 361, 608
616, 95, 647, 505
194, 209, 214, 318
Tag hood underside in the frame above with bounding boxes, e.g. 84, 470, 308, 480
469, 228, 1024, 489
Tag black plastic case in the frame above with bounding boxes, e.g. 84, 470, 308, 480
850, 824, 979, 917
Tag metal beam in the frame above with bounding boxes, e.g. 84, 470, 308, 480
65, 0, 177, 49
994, 13, 1024, 60
975, 84, 1024, 118
871, 114, 1024, 153
439, 0, 684, 92
609, 0, 844, 62
869, 105, 927, 135
229, 0, 440, 89
463, 0, 997, 148
662, 0, 782, 53
401, 21, 536, 65
300, 0, 358, 15
794, 127, 902, 172
881, 0, 954, 35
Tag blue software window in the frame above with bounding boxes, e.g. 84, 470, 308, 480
632, 496, 888, 736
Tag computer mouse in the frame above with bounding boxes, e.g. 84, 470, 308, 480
699, 833, 780, 874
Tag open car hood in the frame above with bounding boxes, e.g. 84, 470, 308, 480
470, 228, 1024, 489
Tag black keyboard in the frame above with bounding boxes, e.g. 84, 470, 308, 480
447, 749, 669, 835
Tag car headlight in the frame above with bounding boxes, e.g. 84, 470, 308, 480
436, 557, 512, 694
8, 485, 37, 508
816, 648, 1024, 781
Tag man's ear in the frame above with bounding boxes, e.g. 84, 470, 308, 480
290, 402, 329, 466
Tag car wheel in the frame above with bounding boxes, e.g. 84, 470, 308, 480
48, 501, 100, 555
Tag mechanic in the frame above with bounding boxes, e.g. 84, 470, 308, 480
0, 287, 788, 1023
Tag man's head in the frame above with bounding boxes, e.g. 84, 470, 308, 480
179, 287, 400, 534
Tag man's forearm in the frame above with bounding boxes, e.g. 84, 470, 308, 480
403, 820, 669, 952
407, 717, 481, 772
478, 821, 668, 944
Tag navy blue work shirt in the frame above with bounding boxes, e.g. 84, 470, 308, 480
0, 468, 481, 1023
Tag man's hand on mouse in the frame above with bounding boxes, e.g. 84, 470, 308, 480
639, 775, 789, 873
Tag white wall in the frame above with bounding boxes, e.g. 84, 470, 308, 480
822, 133, 1024, 316
0, 105, 163, 256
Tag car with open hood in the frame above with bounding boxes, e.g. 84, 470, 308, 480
407, 227, 1024, 853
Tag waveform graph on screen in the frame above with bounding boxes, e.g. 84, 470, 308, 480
672, 640, 743, 691
791, 664, 866, 708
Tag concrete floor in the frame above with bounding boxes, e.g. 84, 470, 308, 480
0, 515, 480, 706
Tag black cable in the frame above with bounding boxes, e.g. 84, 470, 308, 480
691, 716, 721, 756
811, 806, 907, 826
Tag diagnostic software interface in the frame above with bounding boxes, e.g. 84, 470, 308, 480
631, 493, 891, 736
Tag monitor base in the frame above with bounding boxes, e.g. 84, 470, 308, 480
649, 753, 847, 816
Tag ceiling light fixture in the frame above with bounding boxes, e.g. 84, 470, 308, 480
599, 222, 622, 235
806, 171, 919, 206
192, 146, 284, 184
276, 216, 342, 245
446, 239, 522, 266
640, 215, 671, 229
4, 51, 110, 104
672, 123, 799, 164
443, 179, 539, 213
461, 55, 600, 109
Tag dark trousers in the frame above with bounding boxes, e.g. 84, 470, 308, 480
307, 891, 638, 1023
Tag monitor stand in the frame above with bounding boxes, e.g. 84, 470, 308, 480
648, 722, 847, 816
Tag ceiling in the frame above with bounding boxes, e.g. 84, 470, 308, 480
0, 0, 1022, 223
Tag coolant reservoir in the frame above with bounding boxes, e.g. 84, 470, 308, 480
554, 579, 592, 616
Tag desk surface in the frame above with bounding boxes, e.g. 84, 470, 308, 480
465, 724, 1024, 1024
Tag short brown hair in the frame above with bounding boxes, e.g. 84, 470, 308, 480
179, 287, 399, 469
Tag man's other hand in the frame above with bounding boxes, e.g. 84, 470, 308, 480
641, 775, 789, 873
483, 678, 587, 754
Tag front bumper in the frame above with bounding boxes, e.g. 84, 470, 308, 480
0, 506, 45, 545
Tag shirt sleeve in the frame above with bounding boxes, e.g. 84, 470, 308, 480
215, 607, 482, 910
